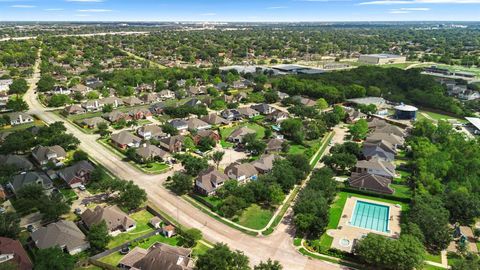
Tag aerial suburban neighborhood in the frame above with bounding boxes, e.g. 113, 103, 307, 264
1, 4, 480, 270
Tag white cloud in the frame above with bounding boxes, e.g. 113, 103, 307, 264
267, 6, 288, 9
396, 7, 430, 9
10, 4, 35, 8
200, 13, 216, 16
360, 0, 480, 4
77, 9, 112, 12
75, 14, 91, 16
44, 8, 64, 11
389, 10, 411, 12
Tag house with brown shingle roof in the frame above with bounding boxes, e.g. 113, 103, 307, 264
348, 172, 393, 194
237, 107, 260, 119
374, 125, 407, 138
63, 104, 86, 115
159, 135, 184, 153
57, 160, 95, 188
31, 220, 90, 255
81, 205, 136, 236
354, 158, 396, 179
0, 237, 33, 270
118, 243, 192, 270
366, 132, 405, 148
195, 167, 229, 196
31, 145, 66, 166
266, 138, 285, 153
111, 131, 142, 150
123, 96, 144, 107
250, 154, 281, 174
187, 118, 211, 131
136, 144, 170, 162
137, 125, 167, 140
224, 162, 258, 184
200, 113, 230, 126
227, 126, 256, 143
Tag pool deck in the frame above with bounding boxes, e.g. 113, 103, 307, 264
327, 196, 402, 253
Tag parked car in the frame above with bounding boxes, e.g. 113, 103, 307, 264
78, 185, 86, 191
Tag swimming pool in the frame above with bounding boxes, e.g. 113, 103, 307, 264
350, 200, 390, 233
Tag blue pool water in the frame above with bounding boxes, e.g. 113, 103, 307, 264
350, 200, 390, 233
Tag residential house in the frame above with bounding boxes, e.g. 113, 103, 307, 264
237, 107, 260, 118
224, 162, 258, 183
169, 119, 189, 133
0, 155, 33, 172
367, 118, 389, 129
354, 158, 396, 179
346, 109, 367, 123
221, 109, 242, 121
195, 167, 229, 196
103, 111, 131, 123
268, 110, 289, 123
81, 205, 136, 236
278, 92, 289, 100
140, 93, 159, 104
85, 78, 103, 89
374, 125, 407, 138
159, 135, 184, 153
135, 83, 153, 93
9, 172, 53, 195
79, 117, 108, 129
297, 96, 316, 107
51, 86, 71, 95
118, 243, 192, 270
366, 132, 405, 148
0, 237, 33, 270
362, 140, 396, 162
251, 154, 280, 174
31, 220, 90, 255
111, 131, 142, 149
135, 144, 170, 162
149, 102, 168, 115
228, 126, 256, 143
193, 130, 220, 145
184, 98, 204, 107
215, 82, 228, 91
137, 125, 167, 140
201, 113, 230, 126
158, 90, 175, 100
81, 100, 102, 111
63, 104, 86, 115
100, 97, 124, 108
149, 217, 162, 229
266, 138, 285, 153
0, 79, 13, 92
176, 79, 186, 87
129, 108, 152, 120
251, 104, 275, 115
187, 118, 211, 131
187, 86, 206, 96
348, 172, 393, 194
57, 160, 95, 188
233, 79, 252, 89
69, 84, 91, 95
123, 96, 144, 107
5, 112, 33, 126
31, 145, 67, 166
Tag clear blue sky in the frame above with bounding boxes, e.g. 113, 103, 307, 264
1, 0, 479, 22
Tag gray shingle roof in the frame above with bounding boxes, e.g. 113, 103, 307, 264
31, 220, 88, 252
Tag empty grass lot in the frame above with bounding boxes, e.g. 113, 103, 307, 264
107, 210, 155, 248
236, 204, 274, 230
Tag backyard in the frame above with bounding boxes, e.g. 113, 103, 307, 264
219, 122, 266, 141
107, 210, 156, 249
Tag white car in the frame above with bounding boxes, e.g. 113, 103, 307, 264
78, 185, 86, 191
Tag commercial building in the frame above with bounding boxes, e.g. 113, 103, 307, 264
394, 104, 418, 120
358, 54, 406, 65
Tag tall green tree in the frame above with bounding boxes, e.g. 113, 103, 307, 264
88, 221, 111, 253
195, 243, 250, 270
34, 247, 75, 270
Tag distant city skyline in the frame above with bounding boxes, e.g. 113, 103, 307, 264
1, 0, 480, 22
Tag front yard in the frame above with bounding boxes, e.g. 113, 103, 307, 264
219, 122, 266, 141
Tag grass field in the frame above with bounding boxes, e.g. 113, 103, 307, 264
236, 204, 274, 230
425, 252, 443, 264
138, 162, 170, 174
107, 210, 155, 248
419, 110, 467, 124
391, 184, 412, 199
0, 120, 44, 132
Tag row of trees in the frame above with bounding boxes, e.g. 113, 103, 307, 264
272, 67, 469, 116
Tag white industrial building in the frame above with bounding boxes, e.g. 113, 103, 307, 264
358, 54, 407, 65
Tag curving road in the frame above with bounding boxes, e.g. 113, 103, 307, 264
24, 48, 349, 270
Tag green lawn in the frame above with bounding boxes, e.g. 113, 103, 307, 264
288, 144, 308, 155
192, 242, 211, 258
0, 120, 44, 132
107, 210, 155, 248
220, 140, 234, 148
99, 251, 124, 266
132, 234, 180, 249
391, 184, 412, 199
395, 169, 412, 183
60, 188, 79, 202
219, 123, 266, 140
197, 194, 223, 208
236, 204, 274, 230
139, 162, 170, 174
425, 252, 443, 264
419, 110, 467, 124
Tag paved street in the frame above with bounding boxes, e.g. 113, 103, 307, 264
23, 49, 349, 269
